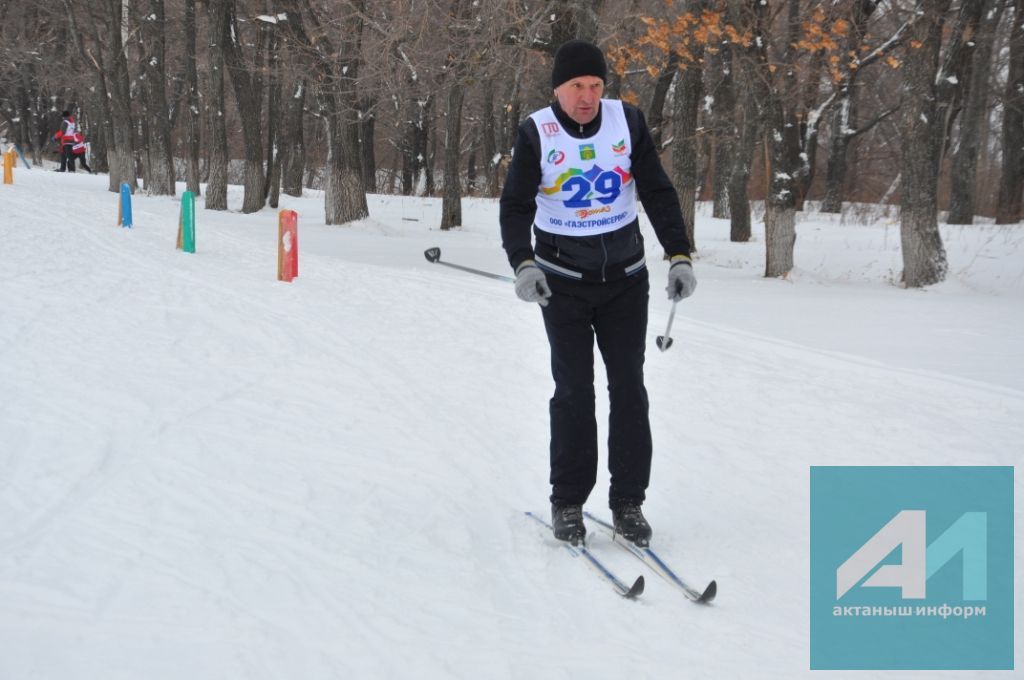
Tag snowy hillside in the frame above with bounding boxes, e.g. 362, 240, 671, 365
1, 167, 1021, 679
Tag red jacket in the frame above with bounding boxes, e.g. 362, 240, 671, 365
72, 131, 87, 155
52, 116, 78, 146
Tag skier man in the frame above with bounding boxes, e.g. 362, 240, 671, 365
499, 40, 696, 547
52, 111, 78, 173
71, 129, 92, 173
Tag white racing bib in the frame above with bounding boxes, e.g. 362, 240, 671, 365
530, 100, 636, 237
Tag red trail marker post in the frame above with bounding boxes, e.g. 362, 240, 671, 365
278, 210, 298, 282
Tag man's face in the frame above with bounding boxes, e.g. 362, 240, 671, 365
554, 76, 604, 126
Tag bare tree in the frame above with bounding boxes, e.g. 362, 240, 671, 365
205, 0, 230, 210
280, 0, 368, 224
948, 0, 1004, 223
996, 0, 1024, 223
223, 0, 267, 213
184, 0, 202, 195
440, 0, 482, 230
135, 0, 176, 195
671, 0, 710, 250
899, 0, 952, 287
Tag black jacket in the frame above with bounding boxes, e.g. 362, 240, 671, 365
500, 99, 692, 282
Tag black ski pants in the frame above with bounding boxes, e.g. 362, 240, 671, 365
541, 268, 652, 509
59, 144, 76, 172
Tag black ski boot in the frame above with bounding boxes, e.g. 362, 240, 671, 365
612, 503, 652, 547
551, 504, 586, 546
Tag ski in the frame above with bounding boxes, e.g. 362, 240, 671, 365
584, 511, 717, 604
525, 511, 645, 600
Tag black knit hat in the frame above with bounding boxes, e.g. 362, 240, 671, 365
551, 40, 607, 89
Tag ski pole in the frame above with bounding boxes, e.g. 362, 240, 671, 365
423, 247, 514, 283
656, 299, 678, 352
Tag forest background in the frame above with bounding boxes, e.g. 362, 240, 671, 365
2, 0, 1021, 288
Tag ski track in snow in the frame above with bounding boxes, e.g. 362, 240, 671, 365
1, 170, 1021, 679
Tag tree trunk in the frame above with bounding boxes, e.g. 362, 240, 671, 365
439, 0, 478, 229
184, 0, 201, 195
322, 1, 368, 224
105, 6, 137, 193
224, 0, 266, 213
948, 0, 1004, 223
821, 93, 855, 213
441, 81, 465, 230
900, 0, 951, 287
205, 0, 229, 210
66, 0, 138, 193
402, 94, 431, 195
739, 0, 799, 276
139, 0, 175, 195
425, 97, 437, 196
324, 116, 366, 223
360, 101, 377, 194
672, 64, 700, 250
265, 26, 282, 206
709, 42, 736, 219
935, 0, 986, 166
481, 79, 499, 197
996, 0, 1024, 223
729, 87, 758, 242
647, 52, 680, 149
671, 0, 708, 250
547, 0, 604, 46
764, 203, 796, 275
280, 80, 306, 197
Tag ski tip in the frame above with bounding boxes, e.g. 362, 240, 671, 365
697, 580, 717, 604
625, 575, 645, 599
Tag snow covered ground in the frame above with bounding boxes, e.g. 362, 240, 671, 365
1, 166, 1021, 679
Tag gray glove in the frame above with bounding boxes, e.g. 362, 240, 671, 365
514, 260, 552, 306
667, 256, 697, 301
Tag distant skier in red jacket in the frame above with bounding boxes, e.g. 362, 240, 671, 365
70, 130, 92, 173
52, 110, 78, 173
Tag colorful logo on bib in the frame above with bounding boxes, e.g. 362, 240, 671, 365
579, 144, 596, 161
540, 165, 633, 208
612, 139, 627, 155
541, 122, 560, 136
547, 149, 566, 165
